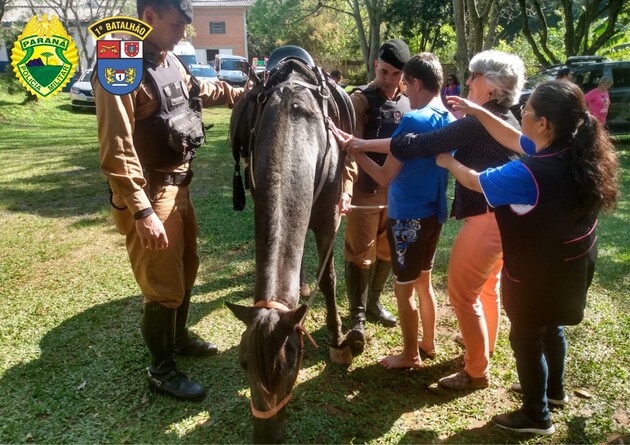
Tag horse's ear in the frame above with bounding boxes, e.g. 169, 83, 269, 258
279, 304, 309, 331
225, 302, 257, 326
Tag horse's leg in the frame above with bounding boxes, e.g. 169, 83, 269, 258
299, 254, 311, 298
313, 217, 352, 365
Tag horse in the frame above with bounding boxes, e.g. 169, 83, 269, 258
227, 54, 356, 443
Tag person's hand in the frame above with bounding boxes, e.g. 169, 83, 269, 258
337, 192, 352, 215
436, 152, 455, 169
135, 213, 169, 250
446, 96, 483, 116
330, 123, 353, 150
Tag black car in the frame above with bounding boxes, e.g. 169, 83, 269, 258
513, 59, 630, 134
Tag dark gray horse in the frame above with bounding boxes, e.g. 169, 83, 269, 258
227, 56, 355, 443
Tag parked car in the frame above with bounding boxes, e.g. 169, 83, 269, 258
513, 59, 630, 134
188, 64, 219, 83
70, 69, 95, 111
214, 54, 248, 86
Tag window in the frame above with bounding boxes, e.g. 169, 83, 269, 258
575, 68, 603, 92
612, 67, 630, 88
206, 49, 219, 64
209, 22, 226, 34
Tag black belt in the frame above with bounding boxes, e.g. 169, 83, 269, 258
144, 169, 193, 203
146, 169, 194, 187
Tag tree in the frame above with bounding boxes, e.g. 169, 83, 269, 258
319, 0, 392, 80
41, 51, 53, 65
383, 0, 453, 54
517, 0, 628, 66
0, 0, 13, 23
24, 0, 134, 69
246, 0, 359, 74
451, 0, 504, 88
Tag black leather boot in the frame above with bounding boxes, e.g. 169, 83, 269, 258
345, 262, 369, 356
366, 259, 397, 327
174, 290, 218, 357
142, 301, 207, 401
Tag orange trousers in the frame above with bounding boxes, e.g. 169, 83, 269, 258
112, 184, 199, 309
448, 210, 502, 379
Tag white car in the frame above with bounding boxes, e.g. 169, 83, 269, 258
70, 69, 95, 111
189, 64, 219, 84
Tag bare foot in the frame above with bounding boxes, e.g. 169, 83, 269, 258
378, 353, 421, 369
418, 339, 436, 358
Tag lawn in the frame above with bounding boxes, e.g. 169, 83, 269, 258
0, 77, 628, 444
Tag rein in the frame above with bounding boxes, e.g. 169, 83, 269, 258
249, 300, 317, 420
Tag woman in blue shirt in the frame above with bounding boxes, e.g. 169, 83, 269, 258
437, 80, 619, 435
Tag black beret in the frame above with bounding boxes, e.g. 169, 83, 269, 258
175, 0, 193, 23
378, 39, 410, 70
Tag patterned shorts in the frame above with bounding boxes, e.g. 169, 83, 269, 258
386, 215, 442, 283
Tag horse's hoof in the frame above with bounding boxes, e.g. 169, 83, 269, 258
329, 345, 353, 366
299, 283, 311, 298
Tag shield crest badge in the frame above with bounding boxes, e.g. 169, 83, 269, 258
96, 39, 143, 95
88, 17, 152, 96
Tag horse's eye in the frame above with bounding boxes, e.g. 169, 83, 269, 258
239, 358, 248, 370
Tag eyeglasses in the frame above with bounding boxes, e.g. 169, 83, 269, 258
470, 72, 483, 81
520, 104, 538, 118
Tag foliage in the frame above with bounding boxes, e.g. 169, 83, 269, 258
383, 0, 453, 54
345, 64, 368, 86
0, 77, 628, 444
21, 0, 134, 69
432, 23, 458, 67
515, 0, 628, 66
246, 0, 361, 72
594, 13, 630, 60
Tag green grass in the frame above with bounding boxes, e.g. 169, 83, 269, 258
0, 74, 628, 444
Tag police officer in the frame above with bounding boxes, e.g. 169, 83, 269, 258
340, 39, 412, 355
94, 0, 245, 401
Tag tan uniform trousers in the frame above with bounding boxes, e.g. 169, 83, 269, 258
112, 184, 199, 309
344, 189, 391, 268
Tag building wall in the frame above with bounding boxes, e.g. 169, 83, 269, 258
192, 7, 247, 64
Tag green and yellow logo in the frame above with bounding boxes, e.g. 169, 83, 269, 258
11, 14, 79, 99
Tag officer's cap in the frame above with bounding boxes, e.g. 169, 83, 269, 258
174, 0, 193, 24
138, 0, 193, 24
378, 39, 410, 70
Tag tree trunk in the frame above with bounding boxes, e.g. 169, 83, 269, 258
452, 0, 469, 87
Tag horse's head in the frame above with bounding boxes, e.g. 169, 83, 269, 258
227, 302, 309, 444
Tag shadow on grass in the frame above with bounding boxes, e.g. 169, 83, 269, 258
0, 145, 107, 218
0, 295, 253, 443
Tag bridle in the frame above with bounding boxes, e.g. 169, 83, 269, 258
247, 61, 337, 205
249, 300, 317, 420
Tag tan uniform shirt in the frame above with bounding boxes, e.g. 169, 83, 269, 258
95, 48, 244, 215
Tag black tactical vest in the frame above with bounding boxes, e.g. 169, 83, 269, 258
356, 85, 411, 193
134, 54, 205, 169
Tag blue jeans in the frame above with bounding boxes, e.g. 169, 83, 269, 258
509, 324, 567, 421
